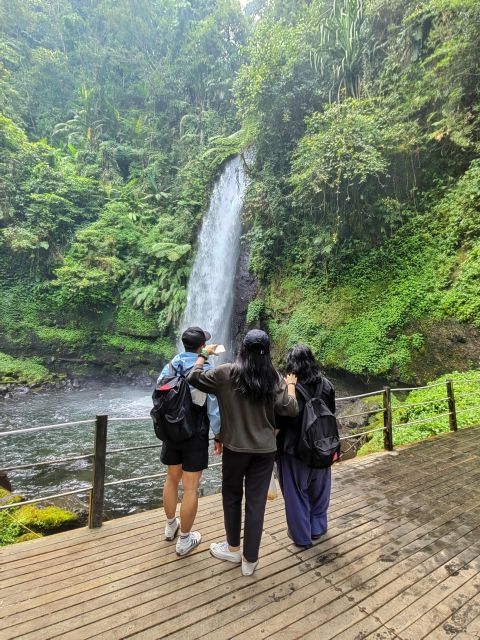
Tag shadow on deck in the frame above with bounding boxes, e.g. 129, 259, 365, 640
2, 426, 480, 640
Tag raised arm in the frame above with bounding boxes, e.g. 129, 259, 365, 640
188, 344, 220, 393
275, 373, 299, 418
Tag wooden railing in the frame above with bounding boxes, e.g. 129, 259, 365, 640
1, 378, 479, 530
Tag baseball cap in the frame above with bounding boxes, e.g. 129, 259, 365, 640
243, 329, 270, 353
181, 326, 212, 350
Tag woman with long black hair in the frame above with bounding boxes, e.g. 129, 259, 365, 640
276, 345, 336, 549
188, 329, 298, 575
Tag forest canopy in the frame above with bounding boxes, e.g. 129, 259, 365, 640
1, 0, 479, 382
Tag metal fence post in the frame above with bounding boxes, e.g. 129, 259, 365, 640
446, 380, 458, 432
383, 386, 394, 451
88, 414, 108, 529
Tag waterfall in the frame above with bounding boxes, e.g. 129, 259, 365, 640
179, 155, 250, 355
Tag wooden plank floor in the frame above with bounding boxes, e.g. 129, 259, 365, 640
2, 427, 480, 640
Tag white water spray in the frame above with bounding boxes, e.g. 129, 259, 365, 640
179, 155, 250, 354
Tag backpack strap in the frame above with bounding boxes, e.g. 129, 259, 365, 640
296, 378, 324, 401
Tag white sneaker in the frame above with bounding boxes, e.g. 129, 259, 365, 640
164, 517, 180, 541
242, 556, 259, 576
210, 541, 242, 563
176, 531, 201, 556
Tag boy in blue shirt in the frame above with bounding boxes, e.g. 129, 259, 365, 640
159, 326, 220, 556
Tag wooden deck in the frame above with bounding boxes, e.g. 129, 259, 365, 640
2, 427, 480, 640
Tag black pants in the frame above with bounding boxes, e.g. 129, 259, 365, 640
222, 447, 276, 563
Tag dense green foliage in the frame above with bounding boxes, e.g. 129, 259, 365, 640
1, 0, 479, 382
0, 0, 250, 379
238, 0, 480, 380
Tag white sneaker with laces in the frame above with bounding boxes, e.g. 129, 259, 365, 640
176, 531, 201, 556
210, 541, 242, 563
164, 517, 180, 541
242, 556, 259, 576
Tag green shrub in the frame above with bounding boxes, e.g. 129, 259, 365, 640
115, 305, 160, 338
246, 298, 265, 325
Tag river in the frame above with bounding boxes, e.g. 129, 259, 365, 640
0, 383, 221, 518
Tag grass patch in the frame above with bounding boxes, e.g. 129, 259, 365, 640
34, 326, 92, 349
102, 334, 175, 360
0, 352, 54, 385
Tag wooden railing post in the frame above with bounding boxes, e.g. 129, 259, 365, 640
88, 414, 108, 529
383, 386, 394, 451
446, 380, 458, 432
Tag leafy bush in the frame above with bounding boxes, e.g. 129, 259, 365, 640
246, 298, 265, 325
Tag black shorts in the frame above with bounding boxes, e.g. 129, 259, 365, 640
160, 433, 209, 472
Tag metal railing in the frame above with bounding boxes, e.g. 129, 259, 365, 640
336, 378, 480, 453
1, 378, 479, 529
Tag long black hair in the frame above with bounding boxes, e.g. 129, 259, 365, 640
285, 344, 322, 385
232, 334, 279, 403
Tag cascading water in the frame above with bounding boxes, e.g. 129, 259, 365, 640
179, 155, 250, 355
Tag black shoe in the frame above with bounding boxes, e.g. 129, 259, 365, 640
287, 529, 312, 550
312, 531, 326, 540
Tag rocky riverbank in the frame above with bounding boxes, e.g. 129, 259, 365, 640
0, 371, 157, 399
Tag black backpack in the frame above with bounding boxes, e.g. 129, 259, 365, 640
151, 362, 203, 444
296, 380, 341, 468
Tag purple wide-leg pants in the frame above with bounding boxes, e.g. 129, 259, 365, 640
276, 453, 332, 546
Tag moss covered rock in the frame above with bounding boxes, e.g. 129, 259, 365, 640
0, 488, 79, 546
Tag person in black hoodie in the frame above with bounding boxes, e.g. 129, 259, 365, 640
276, 345, 336, 549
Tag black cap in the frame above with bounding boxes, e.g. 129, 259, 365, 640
243, 329, 270, 353
181, 326, 211, 350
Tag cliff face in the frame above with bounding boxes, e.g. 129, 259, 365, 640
231, 237, 258, 356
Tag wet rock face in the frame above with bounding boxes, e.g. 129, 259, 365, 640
231, 237, 258, 356
337, 396, 383, 460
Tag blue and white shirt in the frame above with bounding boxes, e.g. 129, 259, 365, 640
158, 352, 221, 435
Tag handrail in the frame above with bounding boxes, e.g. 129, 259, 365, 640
392, 411, 452, 429
0, 487, 90, 512
394, 397, 448, 410
0, 453, 94, 472
337, 407, 383, 421
0, 419, 95, 437
1, 377, 479, 528
104, 462, 223, 487
108, 416, 151, 422
1, 379, 477, 436
339, 426, 385, 440
391, 381, 447, 392
336, 390, 382, 401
